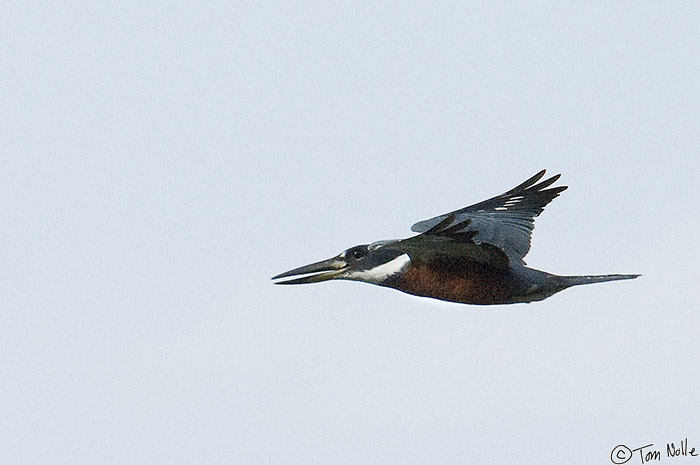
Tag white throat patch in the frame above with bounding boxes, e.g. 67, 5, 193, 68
347, 253, 411, 284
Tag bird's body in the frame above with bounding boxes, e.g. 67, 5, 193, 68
273, 170, 639, 305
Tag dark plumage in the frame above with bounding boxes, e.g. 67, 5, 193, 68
272, 170, 639, 305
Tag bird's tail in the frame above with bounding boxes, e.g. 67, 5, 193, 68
559, 273, 640, 288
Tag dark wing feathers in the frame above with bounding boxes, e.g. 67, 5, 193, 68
410, 170, 567, 263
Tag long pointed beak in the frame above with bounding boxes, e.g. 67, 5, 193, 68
272, 256, 348, 285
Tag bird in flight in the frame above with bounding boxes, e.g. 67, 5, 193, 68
272, 170, 639, 305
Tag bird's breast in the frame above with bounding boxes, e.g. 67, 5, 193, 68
387, 259, 519, 305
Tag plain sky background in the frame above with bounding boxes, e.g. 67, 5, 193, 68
2, 1, 699, 464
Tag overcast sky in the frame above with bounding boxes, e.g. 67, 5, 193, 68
2, 1, 699, 464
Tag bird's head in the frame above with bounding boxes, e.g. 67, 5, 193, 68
272, 242, 411, 285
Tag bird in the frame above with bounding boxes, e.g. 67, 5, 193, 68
272, 170, 639, 305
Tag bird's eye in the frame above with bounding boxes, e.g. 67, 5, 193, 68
351, 247, 367, 259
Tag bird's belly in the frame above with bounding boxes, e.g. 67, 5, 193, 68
389, 262, 520, 305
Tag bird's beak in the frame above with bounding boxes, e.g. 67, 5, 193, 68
272, 255, 348, 285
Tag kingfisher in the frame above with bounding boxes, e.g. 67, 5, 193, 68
272, 170, 639, 305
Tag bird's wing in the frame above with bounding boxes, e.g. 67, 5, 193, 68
410, 170, 567, 264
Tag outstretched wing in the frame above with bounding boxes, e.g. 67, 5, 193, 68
410, 170, 567, 264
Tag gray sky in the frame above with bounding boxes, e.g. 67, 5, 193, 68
2, 1, 699, 464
